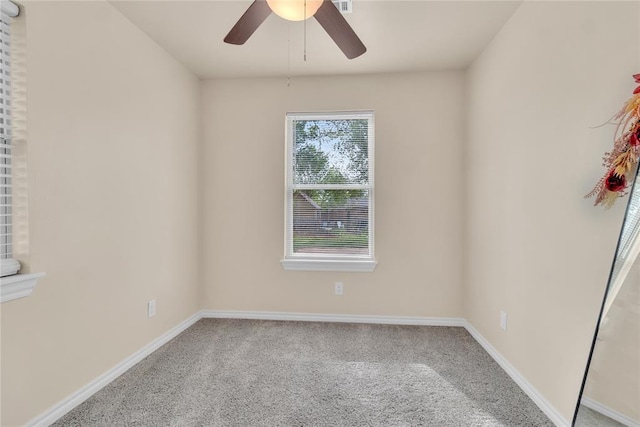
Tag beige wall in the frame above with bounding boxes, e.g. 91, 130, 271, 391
466, 0, 639, 422
0, 1, 201, 425
3, 1, 638, 425
201, 72, 465, 317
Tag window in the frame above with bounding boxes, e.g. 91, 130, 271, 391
604, 170, 640, 318
0, 1, 19, 277
282, 111, 376, 272
0, 2, 45, 302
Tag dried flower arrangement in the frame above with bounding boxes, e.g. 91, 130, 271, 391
586, 74, 640, 208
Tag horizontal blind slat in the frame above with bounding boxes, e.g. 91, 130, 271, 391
0, 2, 19, 18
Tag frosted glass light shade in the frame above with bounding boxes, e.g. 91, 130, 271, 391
266, 0, 323, 21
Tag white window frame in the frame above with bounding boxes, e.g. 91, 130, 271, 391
281, 111, 377, 272
0, 1, 46, 303
0, 2, 18, 277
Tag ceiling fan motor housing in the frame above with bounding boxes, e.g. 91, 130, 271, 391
266, 0, 323, 21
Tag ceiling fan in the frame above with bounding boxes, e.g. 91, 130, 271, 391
224, 0, 366, 59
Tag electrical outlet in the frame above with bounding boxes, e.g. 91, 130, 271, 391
334, 282, 343, 295
148, 299, 156, 318
500, 310, 507, 331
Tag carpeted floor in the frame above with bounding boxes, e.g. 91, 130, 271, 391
54, 319, 553, 426
574, 406, 625, 427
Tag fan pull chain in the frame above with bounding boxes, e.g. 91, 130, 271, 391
287, 23, 291, 87
303, 0, 307, 61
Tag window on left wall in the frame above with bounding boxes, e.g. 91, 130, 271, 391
0, 1, 46, 302
0, 1, 19, 277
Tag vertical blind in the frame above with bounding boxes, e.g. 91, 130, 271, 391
0, 7, 12, 263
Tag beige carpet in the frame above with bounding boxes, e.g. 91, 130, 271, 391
54, 319, 553, 426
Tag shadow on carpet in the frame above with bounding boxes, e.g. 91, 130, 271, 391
54, 319, 554, 426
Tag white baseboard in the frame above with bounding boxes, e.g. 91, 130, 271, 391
27, 312, 202, 427
205, 311, 569, 426
27, 310, 571, 427
581, 397, 640, 427
201, 309, 466, 327
463, 322, 570, 427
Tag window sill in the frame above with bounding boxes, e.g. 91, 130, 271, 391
1, 272, 46, 303
281, 258, 377, 272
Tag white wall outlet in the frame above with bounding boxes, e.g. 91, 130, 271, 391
500, 310, 507, 331
148, 299, 156, 318
335, 282, 343, 295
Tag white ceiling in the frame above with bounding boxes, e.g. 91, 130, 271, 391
110, 0, 522, 79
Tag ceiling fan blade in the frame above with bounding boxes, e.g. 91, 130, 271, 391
224, 0, 272, 45
314, 0, 366, 59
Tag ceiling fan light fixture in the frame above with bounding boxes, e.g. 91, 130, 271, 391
266, 0, 323, 21
224, 0, 366, 59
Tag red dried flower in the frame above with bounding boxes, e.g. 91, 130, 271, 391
586, 74, 640, 207
631, 127, 640, 146
606, 171, 626, 192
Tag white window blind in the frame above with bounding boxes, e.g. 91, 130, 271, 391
598, 168, 640, 319
610, 171, 640, 283
0, 3, 20, 277
283, 111, 375, 271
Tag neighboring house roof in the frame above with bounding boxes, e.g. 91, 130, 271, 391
345, 197, 368, 209
297, 192, 321, 210
296, 193, 367, 210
